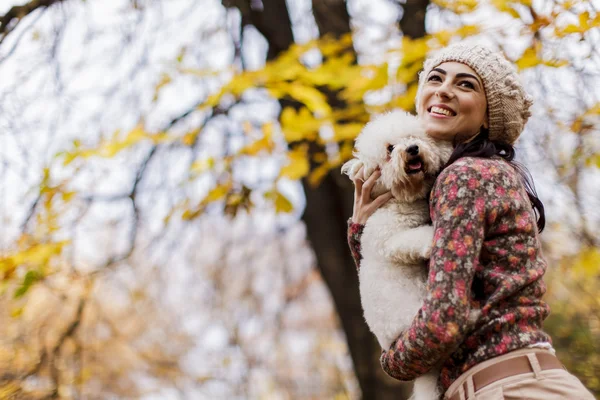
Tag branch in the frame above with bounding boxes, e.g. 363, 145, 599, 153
222, 0, 294, 61
48, 297, 86, 394
90, 146, 157, 273
0, 0, 64, 43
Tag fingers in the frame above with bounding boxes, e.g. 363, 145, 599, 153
362, 169, 380, 197
372, 191, 393, 209
353, 166, 364, 195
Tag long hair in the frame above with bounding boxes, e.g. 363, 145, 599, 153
445, 128, 545, 232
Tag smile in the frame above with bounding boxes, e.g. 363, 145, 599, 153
429, 105, 456, 117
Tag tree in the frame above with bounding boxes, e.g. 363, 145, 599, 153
1, 0, 599, 398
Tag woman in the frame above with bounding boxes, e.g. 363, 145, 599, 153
348, 43, 595, 399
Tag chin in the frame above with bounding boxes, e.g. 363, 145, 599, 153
423, 127, 453, 142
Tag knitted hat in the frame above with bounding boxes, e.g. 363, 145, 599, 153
415, 43, 533, 144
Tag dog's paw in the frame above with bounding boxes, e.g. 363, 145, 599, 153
420, 244, 432, 259
342, 159, 366, 181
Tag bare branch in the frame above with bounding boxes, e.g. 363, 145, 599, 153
0, 0, 64, 43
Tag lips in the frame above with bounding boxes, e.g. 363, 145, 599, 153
428, 104, 456, 117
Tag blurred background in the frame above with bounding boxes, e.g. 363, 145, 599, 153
0, 0, 599, 398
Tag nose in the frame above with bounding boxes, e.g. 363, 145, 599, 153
406, 145, 419, 156
435, 81, 454, 99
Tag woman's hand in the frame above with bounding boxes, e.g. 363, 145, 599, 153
351, 166, 393, 224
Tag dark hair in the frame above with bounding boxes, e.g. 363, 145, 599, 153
445, 128, 545, 232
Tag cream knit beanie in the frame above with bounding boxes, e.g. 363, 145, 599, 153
415, 43, 534, 144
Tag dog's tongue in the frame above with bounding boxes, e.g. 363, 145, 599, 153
409, 162, 422, 170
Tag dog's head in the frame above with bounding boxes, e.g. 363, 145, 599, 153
342, 110, 452, 202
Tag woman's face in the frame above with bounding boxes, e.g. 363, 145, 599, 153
418, 62, 488, 143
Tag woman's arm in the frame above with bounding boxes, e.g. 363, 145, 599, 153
347, 219, 365, 270
380, 161, 489, 380
347, 167, 393, 270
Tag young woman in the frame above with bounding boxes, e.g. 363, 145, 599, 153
348, 43, 595, 400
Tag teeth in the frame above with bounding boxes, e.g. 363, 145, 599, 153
431, 106, 454, 116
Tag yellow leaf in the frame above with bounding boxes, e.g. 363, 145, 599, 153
9, 241, 67, 267
178, 67, 223, 77
10, 307, 23, 318
62, 191, 76, 202
299, 53, 355, 88
280, 145, 309, 180
432, 0, 478, 14
191, 158, 215, 174
176, 47, 186, 63
239, 124, 275, 156
182, 128, 201, 146
516, 47, 541, 70
265, 190, 294, 213
280, 107, 321, 143
318, 34, 354, 57
341, 64, 389, 102
393, 83, 419, 111
202, 90, 224, 108
579, 11, 590, 30
308, 162, 331, 187
204, 183, 230, 203
285, 83, 332, 115
396, 61, 424, 84
584, 154, 600, 169
0, 382, 20, 399
339, 141, 355, 163
456, 24, 480, 37
400, 36, 429, 66
572, 247, 600, 278
491, 0, 521, 18
333, 123, 363, 142
571, 117, 582, 133
153, 73, 172, 101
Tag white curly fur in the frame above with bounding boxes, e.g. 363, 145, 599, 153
342, 111, 452, 400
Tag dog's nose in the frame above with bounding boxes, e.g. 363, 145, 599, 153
406, 145, 419, 156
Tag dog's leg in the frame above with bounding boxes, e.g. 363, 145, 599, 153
412, 371, 441, 400
381, 225, 434, 264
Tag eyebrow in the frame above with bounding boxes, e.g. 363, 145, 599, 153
431, 67, 482, 86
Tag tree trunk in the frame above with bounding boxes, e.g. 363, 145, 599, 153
301, 1, 412, 398
398, 0, 429, 38
223, 0, 430, 398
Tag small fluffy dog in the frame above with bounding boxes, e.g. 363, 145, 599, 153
342, 111, 452, 400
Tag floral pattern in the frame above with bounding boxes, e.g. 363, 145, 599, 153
347, 219, 364, 271
347, 157, 552, 391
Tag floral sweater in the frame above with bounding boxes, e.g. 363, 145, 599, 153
347, 157, 552, 391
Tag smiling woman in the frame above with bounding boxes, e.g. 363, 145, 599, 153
418, 62, 488, 143
347, 42, 596, 400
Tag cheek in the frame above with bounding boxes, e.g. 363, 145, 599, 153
417, 88, 435, 116
461, 95, 487, 119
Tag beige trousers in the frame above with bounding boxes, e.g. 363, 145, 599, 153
444, 348, 596, 400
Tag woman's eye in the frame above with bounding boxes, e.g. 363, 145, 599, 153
387, 144, 394, 153
427, 75, 442, 82
459, 81, 475, 89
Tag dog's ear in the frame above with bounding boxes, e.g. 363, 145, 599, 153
341, 158, 363, 180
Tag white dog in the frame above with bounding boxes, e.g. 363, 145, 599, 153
342, 110, 452, 400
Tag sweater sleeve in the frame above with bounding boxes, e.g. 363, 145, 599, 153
347, 219, 365, 271
380, 161, 489, 380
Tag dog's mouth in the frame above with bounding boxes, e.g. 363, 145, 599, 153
405, 156, 425, 175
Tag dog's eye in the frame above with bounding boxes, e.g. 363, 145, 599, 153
387, 144, 394, 154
